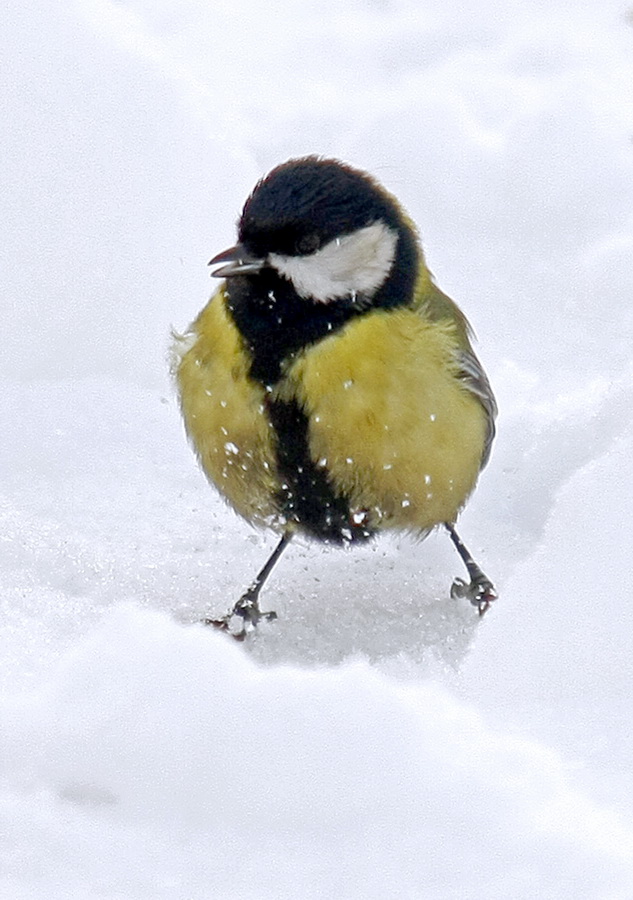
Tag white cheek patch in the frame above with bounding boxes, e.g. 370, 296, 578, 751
269, 221, 398, 303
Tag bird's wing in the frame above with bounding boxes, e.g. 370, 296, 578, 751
454, 346, 497, 469
414, 272, 497, 469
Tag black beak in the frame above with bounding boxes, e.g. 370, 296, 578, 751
208, 244, 265, 278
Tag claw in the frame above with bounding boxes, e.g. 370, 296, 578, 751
202, 616, 248, 641
201, 534, 288, 639
450, 576, 497, 617
202, 601, 277, 640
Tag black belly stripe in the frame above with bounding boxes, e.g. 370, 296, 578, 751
226, 272, 377, 542
266, 396, 374, 544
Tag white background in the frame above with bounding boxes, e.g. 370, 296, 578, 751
2, 1, 633, 897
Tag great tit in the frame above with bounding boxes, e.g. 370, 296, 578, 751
173, 157, 497, 637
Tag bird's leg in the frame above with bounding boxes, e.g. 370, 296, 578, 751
203, 532, 292, 639
445, 523, 497, 616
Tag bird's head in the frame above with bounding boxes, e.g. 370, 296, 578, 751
209, 157, 419, 306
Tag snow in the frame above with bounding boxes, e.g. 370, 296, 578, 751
2, 1, 633, 896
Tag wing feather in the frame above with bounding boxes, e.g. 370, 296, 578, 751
455, 347, 497, 469
414, 270, 497, 469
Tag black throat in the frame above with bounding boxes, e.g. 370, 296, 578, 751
225, 226, 418, 385
225, 269, 364, 386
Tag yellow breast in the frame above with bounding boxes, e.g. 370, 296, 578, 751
276, 308, 487, 530
174, 291, 487, 534
174, 290, 280, 525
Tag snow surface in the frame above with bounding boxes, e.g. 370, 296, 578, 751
2, 1, 633, 897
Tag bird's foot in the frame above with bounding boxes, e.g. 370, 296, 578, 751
202, 595, 277, 641
450, 575, 497, 617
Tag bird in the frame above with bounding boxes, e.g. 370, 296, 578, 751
173, 156, 497, 638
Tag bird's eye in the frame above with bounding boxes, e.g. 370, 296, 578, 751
296, 233, 320, 255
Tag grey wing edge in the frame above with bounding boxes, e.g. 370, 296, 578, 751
456, 348, 498, 469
